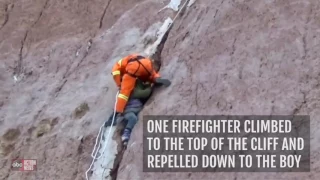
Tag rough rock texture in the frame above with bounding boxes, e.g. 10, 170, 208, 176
117, 0, 320, 179
1, 0, 320, 180
0, 0, 173, 179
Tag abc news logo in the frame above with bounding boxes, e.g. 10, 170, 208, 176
11, 159, 37, 171
11, 161, 23, 168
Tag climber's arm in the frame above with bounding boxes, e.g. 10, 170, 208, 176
111, 59, 122, 87
150, 71, 171, 87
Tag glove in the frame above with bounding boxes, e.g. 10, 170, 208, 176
155, 78, 171, 87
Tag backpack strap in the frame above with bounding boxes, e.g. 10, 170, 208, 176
127, 55, 153, 78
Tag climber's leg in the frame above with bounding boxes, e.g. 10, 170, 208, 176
124, 112, 139, 130
121, 107, 142, 142
121, 112, 137, 142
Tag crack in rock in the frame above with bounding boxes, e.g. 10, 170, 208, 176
99, 0, 113, 29
214, 0, 225, 19
13, 0, 50, 80
54, 79, 68, 97
14, 30, 28, 78
0, 4, 12, 30
33, 0, 50, 27
301, 4, 313, 60
231, 37, 237, 55
63, 39, 93, 81
293, 92, 307, 115
75, 39, 93, 70
104, 8, 185, 179
195, 83, 199, 107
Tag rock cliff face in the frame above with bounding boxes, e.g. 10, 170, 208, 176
1, 0, 320, 180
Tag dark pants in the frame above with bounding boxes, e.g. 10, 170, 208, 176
105, 106, 142, 130
123, 107, 142, 130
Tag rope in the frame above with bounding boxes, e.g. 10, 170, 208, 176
85, 90, 119, 180
172, 0, 190, 24
84, 1, 192, 179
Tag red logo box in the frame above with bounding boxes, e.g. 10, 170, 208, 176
11, 159, 37, 171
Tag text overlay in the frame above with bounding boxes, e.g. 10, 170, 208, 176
143, 115, 310, 172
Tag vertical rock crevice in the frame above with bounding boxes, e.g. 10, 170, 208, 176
99, 0, 113, 29
107, 19, 174, 180
107, 1, 192, 179
13, 0, 50, 80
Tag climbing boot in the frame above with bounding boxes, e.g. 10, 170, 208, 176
155, 78, 171, 87
121, 128, 131, 142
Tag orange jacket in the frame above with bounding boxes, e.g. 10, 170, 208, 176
111, 54, 160, 87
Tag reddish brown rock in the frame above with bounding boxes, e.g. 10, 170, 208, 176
117, 0, 320, 179
0, 0, 174, 179
1, 0, 320, 180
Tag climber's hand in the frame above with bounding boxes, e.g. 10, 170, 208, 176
115, 112, 123, 118
115, 112, 124, 123
104, 112, 122, 127
155, 78, 171, 87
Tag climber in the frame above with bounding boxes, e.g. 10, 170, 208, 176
111, 53, 171, 115
105, 53, 171, 142
105, 78, 157, 142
